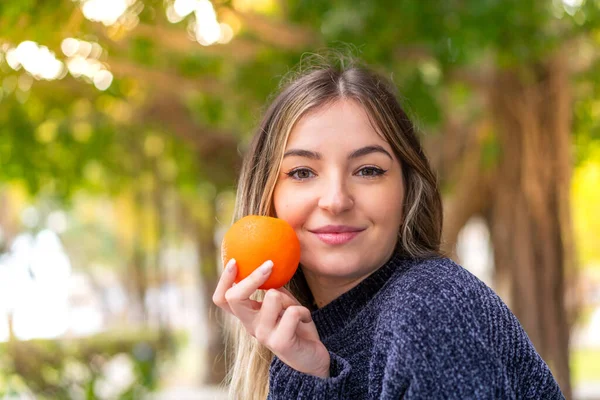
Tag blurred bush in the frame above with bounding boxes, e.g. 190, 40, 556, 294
0, 329, 175, 399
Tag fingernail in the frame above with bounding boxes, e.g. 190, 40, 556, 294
259, 260, 274, 275
227, 259, 236, 272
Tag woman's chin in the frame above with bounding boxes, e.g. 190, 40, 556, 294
301, 254, 366, 277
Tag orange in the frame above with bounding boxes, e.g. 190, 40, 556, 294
221, 215, 301, 290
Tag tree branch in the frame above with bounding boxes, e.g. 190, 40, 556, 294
225, 8, 322, 50
431, 120, 494, 259
138, 92, 241, 184
108, 58, 226, 96
129, 23, 263, 62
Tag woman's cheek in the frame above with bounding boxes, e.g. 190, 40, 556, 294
277, 202, 305, 230
274, 190, 311, 230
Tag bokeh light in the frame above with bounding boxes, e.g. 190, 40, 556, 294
5, 41, 65, 80
166, 0, 234, 45
79, 0, 135, 26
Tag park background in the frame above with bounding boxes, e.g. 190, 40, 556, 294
1, 0, 600, 399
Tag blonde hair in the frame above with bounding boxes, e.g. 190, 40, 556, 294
222, 54, 443, 399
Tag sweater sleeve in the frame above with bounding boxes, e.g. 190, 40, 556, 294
377, 272, 565, 400
267, 350, 352, 399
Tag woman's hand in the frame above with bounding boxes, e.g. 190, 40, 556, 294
213, 258, 331, 378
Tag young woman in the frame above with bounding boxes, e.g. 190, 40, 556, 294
212, 57, 564, 399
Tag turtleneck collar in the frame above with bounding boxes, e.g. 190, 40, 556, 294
309, 253, 414, 340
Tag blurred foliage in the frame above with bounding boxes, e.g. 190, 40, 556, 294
0, 82, 204, 200
0, 330, 174, 399
0, 0, 599, 201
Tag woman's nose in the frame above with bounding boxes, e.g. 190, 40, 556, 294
317, 178, 354, 215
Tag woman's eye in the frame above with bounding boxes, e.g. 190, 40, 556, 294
287, 168, 315, 180
357, 166, 387, 177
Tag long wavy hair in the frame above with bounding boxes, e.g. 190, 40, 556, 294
222, 55, 443, 399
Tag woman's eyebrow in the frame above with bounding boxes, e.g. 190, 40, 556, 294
283, 145, 393, 160
283, 149, 322, 160
349, 145, 393, 160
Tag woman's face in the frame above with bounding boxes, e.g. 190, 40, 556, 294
273, 99, 405, 286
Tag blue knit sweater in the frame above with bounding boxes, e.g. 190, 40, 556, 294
267, 255, 564, 399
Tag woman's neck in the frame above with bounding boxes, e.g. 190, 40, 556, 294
302, 268, 372, 308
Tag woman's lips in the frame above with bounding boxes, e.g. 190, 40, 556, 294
313, 230, 363, 245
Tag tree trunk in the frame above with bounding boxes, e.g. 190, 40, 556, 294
7, 312, 15, 342
129, 188, 149, 325
0, 189, 18, 341
0, 188, 18, 254
487, 53, 575, 398
194, 198, 227, 385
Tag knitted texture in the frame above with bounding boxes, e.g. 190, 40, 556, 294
267, 255, 565, 399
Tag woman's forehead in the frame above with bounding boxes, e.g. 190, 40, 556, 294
286, 100, 391, 149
